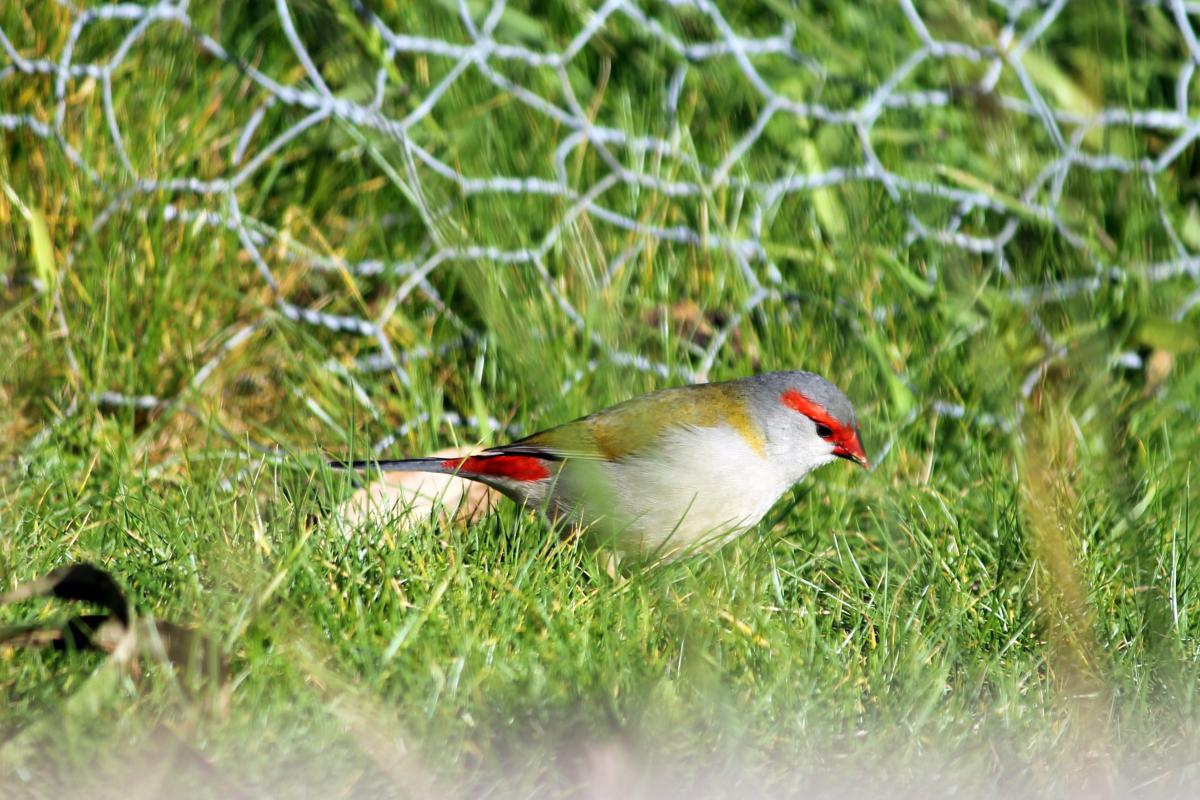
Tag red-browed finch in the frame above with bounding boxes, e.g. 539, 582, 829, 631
335, 371, 868, 559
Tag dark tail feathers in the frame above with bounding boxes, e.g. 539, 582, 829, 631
329, 457, 455, 474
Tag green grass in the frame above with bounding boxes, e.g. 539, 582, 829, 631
3, 1, 1200, 796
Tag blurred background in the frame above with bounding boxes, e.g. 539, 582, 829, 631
3, 1, 1200, 797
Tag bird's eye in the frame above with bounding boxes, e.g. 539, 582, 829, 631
814, 422, 834, 439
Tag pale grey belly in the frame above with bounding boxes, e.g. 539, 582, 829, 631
526, 451, 789, 559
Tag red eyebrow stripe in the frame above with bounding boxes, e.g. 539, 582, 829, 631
781, 389, 868, 465
441, 454, 551, 482
780, 389, 838, 429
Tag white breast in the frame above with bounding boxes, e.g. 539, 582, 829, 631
578, 424, 793, 557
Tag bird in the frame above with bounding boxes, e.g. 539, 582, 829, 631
333, 371, 868, 560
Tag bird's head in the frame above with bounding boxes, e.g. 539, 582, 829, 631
744, 371, 868, 481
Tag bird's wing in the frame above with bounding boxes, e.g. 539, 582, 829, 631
486, 416, 611, 461
487, 382, 763, 462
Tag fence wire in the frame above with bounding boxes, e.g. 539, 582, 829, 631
3, 0, 1199, 461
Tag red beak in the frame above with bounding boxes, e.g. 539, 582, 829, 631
833, 430, 869, 468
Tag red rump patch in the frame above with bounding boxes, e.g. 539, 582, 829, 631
441, 454, 551, 482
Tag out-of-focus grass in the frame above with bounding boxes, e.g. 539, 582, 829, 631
3, 1, 1200, 796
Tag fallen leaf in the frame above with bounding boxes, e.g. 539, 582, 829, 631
645, 301, 755, 365
0, 564, 226, 685
1143, 348, 1174, 397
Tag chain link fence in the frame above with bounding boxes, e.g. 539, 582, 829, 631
4, 0, 1199, 461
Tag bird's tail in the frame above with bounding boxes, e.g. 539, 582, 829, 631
330, 452, 554, 485
329, 457, 460, 475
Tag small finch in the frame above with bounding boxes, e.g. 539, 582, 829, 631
334, 371, 867, 559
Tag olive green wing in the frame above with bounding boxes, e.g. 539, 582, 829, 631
488, 382, 762, 462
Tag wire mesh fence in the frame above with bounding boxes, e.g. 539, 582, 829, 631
3, 0, 1199, 462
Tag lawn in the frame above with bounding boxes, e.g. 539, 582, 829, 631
3, 1, 1200, 796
